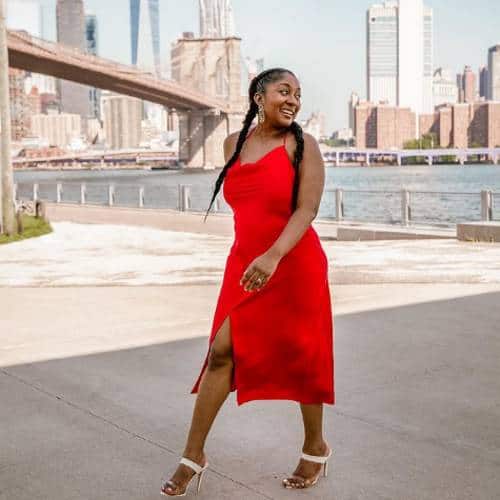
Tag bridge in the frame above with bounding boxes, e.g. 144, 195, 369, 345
12, 148, 178, 169
324, 148, 500, 166
7, 30, 246, 168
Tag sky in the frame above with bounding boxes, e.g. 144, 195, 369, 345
12, 0, 500, 133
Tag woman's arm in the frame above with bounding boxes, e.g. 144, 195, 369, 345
240, 132, 325, 292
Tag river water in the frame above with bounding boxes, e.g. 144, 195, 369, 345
14, 164, 500, 227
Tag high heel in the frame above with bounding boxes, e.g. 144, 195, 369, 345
282, 446, 333, 489
161, 457, 208, 497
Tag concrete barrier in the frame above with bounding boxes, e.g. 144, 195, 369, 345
457, 222, 500, 242
337, 224, 454, 241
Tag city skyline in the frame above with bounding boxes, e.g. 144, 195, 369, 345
7, 0, 500, 133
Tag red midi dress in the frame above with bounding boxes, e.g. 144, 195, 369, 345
191, 127, 335, 406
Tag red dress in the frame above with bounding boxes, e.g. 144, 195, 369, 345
191, 127, 335, 406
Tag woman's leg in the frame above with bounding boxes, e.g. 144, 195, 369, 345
162, 316, 233, 495
283, 403, 330, 488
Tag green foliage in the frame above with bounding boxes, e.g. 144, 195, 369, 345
403, 133, 438, 150
0, 214, 52, 245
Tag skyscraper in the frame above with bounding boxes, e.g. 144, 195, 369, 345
479, 66, 489, 99
199, 0, 235, 38
85, 14, 100, 119
457, 66, 476, 103
130, 0, 160, 76
56, 0, 89, 121
367, 1, 398, 106
367, 0, 433, 115
85, 13, 98, 55
488, 45, 500, 101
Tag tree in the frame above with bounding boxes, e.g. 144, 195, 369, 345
0, 0, 16, 235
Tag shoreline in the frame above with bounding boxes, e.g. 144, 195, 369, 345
13, 161, 500, 172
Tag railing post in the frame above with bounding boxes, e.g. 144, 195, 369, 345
33, 183, 39, 202
80, 182, 86, 204
481, 190, 492, 221
178, 184, 191, 211
335, 188, 344, 222
401, 189, 410, 226
56, 183, 62, 203
108, 184, 115, 206
13, 182, 17, 201
139, 186, 144, 208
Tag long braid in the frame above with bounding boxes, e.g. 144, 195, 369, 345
203, 102, 257, 222
289, 121, 304, 213
204, 67, 301, 221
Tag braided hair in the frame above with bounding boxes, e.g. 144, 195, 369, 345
203, 67, 305, 222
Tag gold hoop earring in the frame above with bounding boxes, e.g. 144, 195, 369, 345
258, 104, 265, 124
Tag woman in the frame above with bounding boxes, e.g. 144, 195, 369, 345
161, 67, 335, 496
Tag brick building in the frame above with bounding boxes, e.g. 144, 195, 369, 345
414, 102, 500, 148
354, 102, 416, 149
354, 99, 500, 149
8, 68, 30, 140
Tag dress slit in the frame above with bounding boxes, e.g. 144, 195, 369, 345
190, 290, 255, 397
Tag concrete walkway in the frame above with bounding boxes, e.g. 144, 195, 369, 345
1, 222, 500, 499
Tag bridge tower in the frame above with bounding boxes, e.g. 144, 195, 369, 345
171, 34, 246, 168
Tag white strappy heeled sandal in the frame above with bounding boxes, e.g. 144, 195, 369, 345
161, 457, 209, 497
282, 446, 333, 489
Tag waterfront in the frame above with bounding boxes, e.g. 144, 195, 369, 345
14, 163, 500, 227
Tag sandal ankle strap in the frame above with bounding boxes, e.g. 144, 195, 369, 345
301, 448, 332, 463
180, 457, 207, 474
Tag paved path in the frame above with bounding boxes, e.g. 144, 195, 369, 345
1, 283, 500, 499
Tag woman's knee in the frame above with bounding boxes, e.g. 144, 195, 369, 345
207, 343, 233, 371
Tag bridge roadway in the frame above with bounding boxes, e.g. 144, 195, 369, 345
7, 30, 229, 112
12, 149, 178, 168
324, 147, 500, 165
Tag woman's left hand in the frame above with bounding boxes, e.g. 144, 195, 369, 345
240, 250, 281, 292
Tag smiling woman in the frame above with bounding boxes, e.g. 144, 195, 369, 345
161, 68, 335, 497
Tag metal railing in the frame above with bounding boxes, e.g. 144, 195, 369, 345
13, 182, 499, 227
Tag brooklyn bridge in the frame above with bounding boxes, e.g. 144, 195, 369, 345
7, 29, 247, 168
